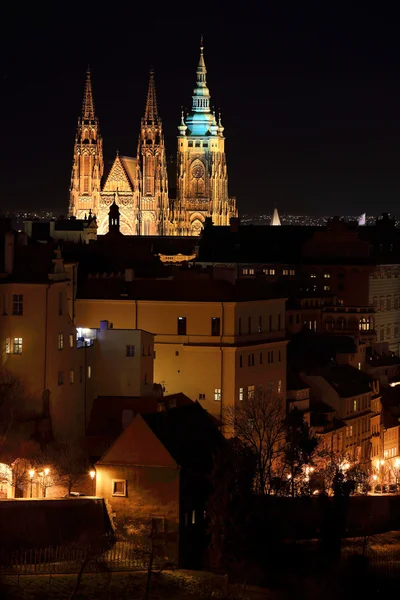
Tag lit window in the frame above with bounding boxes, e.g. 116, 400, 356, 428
353, 399, 357, 412
358, 362, 361, 370
214, 388, 221, 402
58, 333, 64, 350
87, 365, 92, 379
69, 334, 74, 348
310, 273, 317, 278
324, 273, 331, 279
5, 338, 11, 354
211, 317, 221, 336
239, 387, 244, 401
282, 269, 289, 276
192, 510, 196, 524
249, 268, 255, 275
157, 402, 165, 412
324, 286, 330, 291
278, 380, 282, 393
177, 316, 187, 335
69, 369, 74, 384
13, 337, 22, 354
126, 345, 135, 357
12, 294, 23, 316
289, 269, 295, 276
58, 371, 64, 386
248, 385, 255, 400
269, 269, 275, 275
112, 479, 126, 497
242, 268, 249, 275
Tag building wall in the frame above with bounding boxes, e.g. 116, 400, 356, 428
92, 322, 154, 398
369, 265, 400, 355
75, 297, 287, 418
1, 281, 88, 441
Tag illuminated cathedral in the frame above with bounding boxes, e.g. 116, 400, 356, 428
68, 42, 237, 236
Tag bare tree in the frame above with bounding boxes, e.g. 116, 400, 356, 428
223, 390, 286, 495
54, 442, 89, 495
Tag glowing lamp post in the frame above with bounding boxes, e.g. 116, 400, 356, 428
29, 470, 34, 498
89, 470, 96, 496
41, 468, 50, 497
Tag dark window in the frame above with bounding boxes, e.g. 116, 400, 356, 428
58, 291, 63, 316
239, 355, 243, 367
79, 366, 83, 383
248, 354, 251, 366
175, 350, 179, 356
238, 317, 242, 335
258, 316, 262, 333
296, 314, 300, 324
251, 353, 255, 366
58, 371, 64, 386
278, 314, 281, 330
177, 316, 187, 335
12, 294, 23, 316
289, 315, 293, 325
126, 345, 135, 357
248, 316, 251, 333
211, 317, 221, 336
269, 315, 272, 331
260, 352, 263, 364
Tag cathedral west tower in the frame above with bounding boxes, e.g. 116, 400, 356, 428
69, 69, 104, 219
137, 70, 170, 235
174, 40, 237, 235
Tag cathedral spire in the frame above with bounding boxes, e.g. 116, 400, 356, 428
82, 68, 95, 120
193, 37, 210, 112
144, 68, 159, 124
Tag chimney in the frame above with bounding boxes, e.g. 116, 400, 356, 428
125, 268, 134, 282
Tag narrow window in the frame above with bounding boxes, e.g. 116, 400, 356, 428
126, 345, 135, 357
79, 366, 83, 383
248, 316, 251, 333
58, 371, 64, 386
238, 317, 242, 335
58, 291, 63, 316
58, 333, 64, 350
258, 316, 262, 333
177, 316, 187, 335
239, 387, 244, 401
214, 388, 221, 402
69, 334, 74, 348
12, 294, 23, 316
260, 352, 263, 364
13, 337, 22, 354
87, 365, 92, 379
239, 355, 243, 368
69, 369, 74, 384
211, 317, 221, 336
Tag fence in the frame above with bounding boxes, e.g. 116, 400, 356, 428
0, 540, 165, 576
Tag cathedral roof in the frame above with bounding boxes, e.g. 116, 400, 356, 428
102, 155, 137, 192
120, 156, 137, 188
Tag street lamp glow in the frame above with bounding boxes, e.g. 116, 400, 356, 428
89, 470, 96, 480
29, 470, 34, 479
44, 468, 50, 476
373, 475, 378, 481
395, 458, 400, 468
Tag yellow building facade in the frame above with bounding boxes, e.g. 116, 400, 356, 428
74, 295, 287, 419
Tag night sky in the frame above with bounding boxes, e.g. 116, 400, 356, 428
2, 4, 400, 216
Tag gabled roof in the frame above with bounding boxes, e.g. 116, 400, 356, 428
102, 155, 137, 192
96, 402, 224, 473
97, 414, 178, 468
322, 364, 373, 398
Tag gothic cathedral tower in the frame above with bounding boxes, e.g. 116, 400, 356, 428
137, 70, 170, 235
69, 69, 104, 219
175, 40, 237, 235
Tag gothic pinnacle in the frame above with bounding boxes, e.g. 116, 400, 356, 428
144, 68, 159, 124
82, 68, 95, 121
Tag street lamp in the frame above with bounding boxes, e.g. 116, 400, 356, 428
29, 470, 34, 498
89, 470, 96, 496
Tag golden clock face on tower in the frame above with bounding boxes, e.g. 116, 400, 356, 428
192, 164, 205, 179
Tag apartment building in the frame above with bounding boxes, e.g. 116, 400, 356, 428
302, 365, 380, 465
75, 276, 287, 419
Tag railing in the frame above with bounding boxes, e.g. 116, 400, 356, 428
0, 540, 166, 575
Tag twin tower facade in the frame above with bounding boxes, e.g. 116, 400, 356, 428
68, 43, 237, 236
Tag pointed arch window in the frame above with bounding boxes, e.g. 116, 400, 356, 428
191, 160, 205, 197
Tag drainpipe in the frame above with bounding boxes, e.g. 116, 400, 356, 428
43, 284, 50, 395
220, 302, 224, 423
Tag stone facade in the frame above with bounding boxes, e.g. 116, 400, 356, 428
68, 44, 237, 236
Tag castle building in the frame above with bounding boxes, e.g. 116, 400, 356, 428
68, 43, 237, 236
